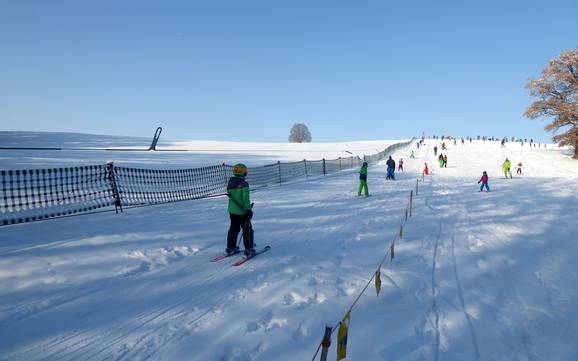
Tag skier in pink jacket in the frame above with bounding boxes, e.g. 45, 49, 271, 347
478, 171, 490, 192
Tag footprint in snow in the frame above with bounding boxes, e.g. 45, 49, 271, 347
308, 276, 320, 286
121, 245, 199, 276
335, 277, 356, 297
216, 342, 265, 361
245, 310, 288, 334
292, 321, 310, 342
283, 291, 326, 309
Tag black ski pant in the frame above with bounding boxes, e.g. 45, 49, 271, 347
227, 213, 254, 250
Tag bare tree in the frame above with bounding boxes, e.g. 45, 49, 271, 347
288, 123, 312, 143
525, 47, 578, 158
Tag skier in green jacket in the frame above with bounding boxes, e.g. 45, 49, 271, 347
358, 162, 369, 197
226, 163, 255, 256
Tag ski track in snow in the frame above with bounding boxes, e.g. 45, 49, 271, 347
450, 229, 481, 361
430, 219, 442, 361
2, 137, 578, 360
426, 176, 481, 361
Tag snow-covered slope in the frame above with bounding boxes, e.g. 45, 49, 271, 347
1, 137, 578, 361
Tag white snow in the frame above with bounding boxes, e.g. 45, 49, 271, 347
0, 131, 403, 169
1, 134, 578, 361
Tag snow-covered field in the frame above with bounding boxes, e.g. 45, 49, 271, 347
1, 134, 578, 361
0, 131, 403, 169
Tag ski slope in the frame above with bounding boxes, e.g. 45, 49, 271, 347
1, 135, 578, 361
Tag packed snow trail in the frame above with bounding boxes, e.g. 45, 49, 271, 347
2, 139, 578, 360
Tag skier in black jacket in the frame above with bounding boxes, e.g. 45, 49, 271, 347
386, 156, 396, 180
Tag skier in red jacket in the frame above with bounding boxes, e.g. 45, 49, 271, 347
478, 171, 490, 192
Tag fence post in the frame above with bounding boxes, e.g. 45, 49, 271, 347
320, 325, 332, 361
106, 161, 123, 213
409, 190, 413, 218
416, 179, 419, 196
278, 161, 282, 185
222, 162, 229, 191
304, 159, 308, 177
322, 158, 326, 176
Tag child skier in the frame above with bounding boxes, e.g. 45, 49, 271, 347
478, 171, 490, 192
423, 162, 429, 176
358, 162, 369, 197
516, 162, 523, 175
438, 154, 445, 168
443, 154, 448, 168
502, 158, 512, 179
226, 163, 255, 256
398, 158, 404, 172
386, 156, 396, 180
433, 145, 438, 156
410, 150, 415, 159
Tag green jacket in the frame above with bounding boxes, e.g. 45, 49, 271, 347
227, 175, 250, 215
502, 160, 511, 170
359, 166, 367, 181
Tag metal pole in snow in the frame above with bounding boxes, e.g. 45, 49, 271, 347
319, 326, 332, 361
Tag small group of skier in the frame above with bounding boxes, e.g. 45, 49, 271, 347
501, 158, 524, 178
356, 155, 401, 197
476, 159, 524, 193
438, 154, 448, 168
222, 147, 530, 256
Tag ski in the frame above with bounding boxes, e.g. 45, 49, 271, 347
211, 249, 242, 262
232, 246, 271, 266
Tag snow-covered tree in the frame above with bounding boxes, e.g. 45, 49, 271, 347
525, 47, 578, 158
288, 123, 312, 143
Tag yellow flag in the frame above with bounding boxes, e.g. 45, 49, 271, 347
336, 311, 350, 360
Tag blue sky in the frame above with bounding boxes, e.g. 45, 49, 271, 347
1, 0, 576, 142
